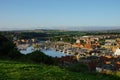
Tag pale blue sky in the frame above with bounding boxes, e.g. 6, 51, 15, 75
0, 0, 120, 30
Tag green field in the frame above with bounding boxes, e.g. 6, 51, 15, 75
0, 60, 120, 80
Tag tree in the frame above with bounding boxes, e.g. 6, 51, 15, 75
0, 34, 21, 59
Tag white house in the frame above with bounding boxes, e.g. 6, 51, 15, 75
114, 48, 120, 55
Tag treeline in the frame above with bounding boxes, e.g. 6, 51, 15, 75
18, 32, 49, 39
86, 31, 120, 35
0, 30, 86, 39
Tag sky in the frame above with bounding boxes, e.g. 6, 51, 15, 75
0, 0, 120, 30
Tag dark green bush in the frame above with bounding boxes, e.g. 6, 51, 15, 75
66, 62, 89, 72
25, 51, 55, 65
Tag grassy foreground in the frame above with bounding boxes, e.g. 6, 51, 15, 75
0, 60, 120, 80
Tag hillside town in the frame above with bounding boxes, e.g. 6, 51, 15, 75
12, 33, 120, 73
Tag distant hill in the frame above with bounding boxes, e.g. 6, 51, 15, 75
1, 26, 120, 32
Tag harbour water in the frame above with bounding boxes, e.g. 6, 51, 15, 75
19, 46, 67, 57
41, 49, 67, 57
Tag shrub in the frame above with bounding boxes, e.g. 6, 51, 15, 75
25, 51, 55, 65
66, 62, 89, 72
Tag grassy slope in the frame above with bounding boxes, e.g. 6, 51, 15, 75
0, 60, 120, 80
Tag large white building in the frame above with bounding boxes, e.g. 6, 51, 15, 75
114, 48, 120, 55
